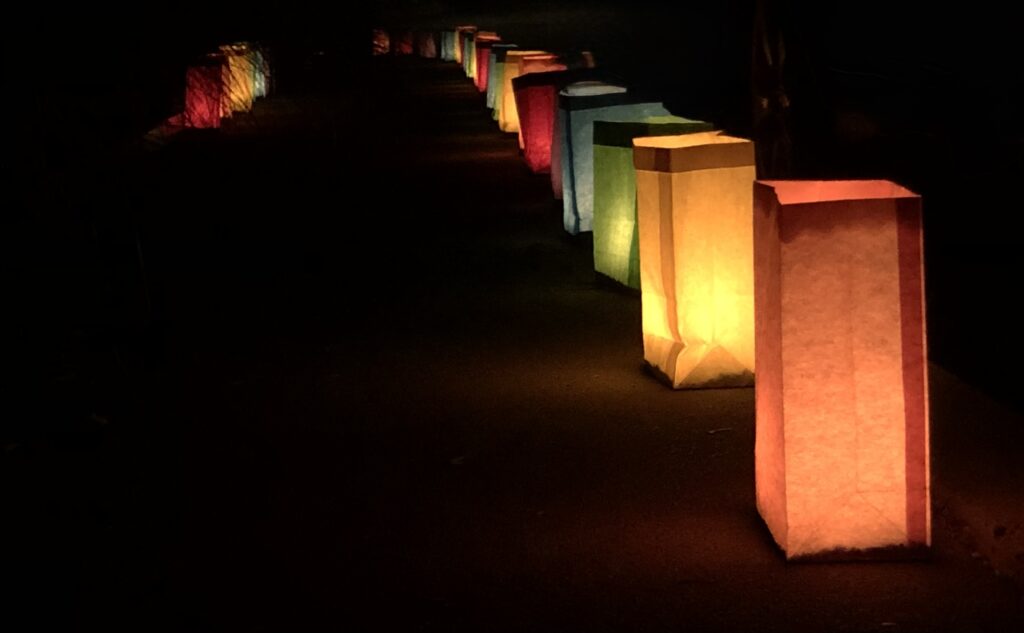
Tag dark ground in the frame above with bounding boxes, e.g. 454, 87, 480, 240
6, 51, 1024, 631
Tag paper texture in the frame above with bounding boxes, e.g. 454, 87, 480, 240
499, 51, 548, 133
372, 29, 390, 56
473, 42, 495, 92
633, 133, 756, 388
486, 45, 517, 112
222, 46, 254, 113
439, 31, 456, 61
513, 55, 566, 148
513, 68, 591, 174
560, 85, 673, 234
454, 26, 476, 64
185, 62, 223, 128
753, 180, 930, 558
416, 32, 437, 59
592, 118, 714, 288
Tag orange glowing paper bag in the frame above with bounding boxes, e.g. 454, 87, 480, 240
753, 180, 929, 559
633, 132, 756, 388
220, 45, 255, 114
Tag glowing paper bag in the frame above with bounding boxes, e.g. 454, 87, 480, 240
561, 84, 671, 234
753, 180, 929, 559
466, 32, 498, 79
372, 29, 390, 56
184, 60, 223, 128
462, 32, 475, 76
454, 26, 476, 64
512, 54, 566, 149
252, 49, 268, 99
221, 45, 254, 113
394, 31, 414, 56
591, 117, 714, 288
632, 132, 756, 388
498, 50, 548, 133
487, 44, 518, 113
416, 32, 437, 58
511, 67, 598, 174
475, 41, 495, 92
552, 81, 626, 199
440, 31, 456, 61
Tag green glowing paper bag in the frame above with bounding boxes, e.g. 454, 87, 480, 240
592, 117, 714, 289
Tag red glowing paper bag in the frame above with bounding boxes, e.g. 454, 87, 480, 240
468, 32, 500, 82
474, 36, 502, 92
184, 60, 223, 128
511, 68, 602, 176
512, 54, 566, 149
498, 50, 548, 133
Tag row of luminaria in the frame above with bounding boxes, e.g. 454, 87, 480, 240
374, 27, 930, 561
183, 43, 271, 129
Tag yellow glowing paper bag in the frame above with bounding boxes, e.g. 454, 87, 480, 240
454, 26, 476, 64
220, 44, 255, 113
633, 132, 756, 388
